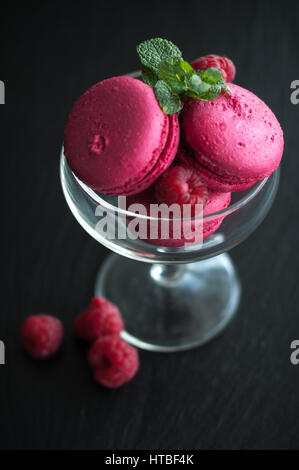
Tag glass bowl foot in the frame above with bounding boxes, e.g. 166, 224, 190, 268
95, 253, 241, 352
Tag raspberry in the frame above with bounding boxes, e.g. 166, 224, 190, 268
191, 54, 236, 82
73, 296, 124, 342
155, 165, 208, 214
21, 314, 63, 359
87, 335, 139, 388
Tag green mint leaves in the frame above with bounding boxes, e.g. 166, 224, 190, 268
136, 38, 230, 115
154, 80, 182, 115
137, 38, 183, 76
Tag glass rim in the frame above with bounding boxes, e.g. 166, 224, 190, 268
61, 153, 270, 222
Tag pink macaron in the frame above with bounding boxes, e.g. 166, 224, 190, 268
125, 188, 231, 247
64, 77, 179, 195
179, 83, 284, 192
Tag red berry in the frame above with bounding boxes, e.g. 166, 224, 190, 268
191, 54, 236, 82
21, 314, 63, 359
155, 165, 208, 214
73, 296, 124, 342
87, 335, 139, 388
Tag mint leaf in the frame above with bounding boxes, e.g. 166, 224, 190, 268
137, 38, 231, 114
197, 82, 211, 93
137, 38, 183, 75
141, 66, 158, 87
188, 74, 202, 93
199, 67, 222, 84
178, 60, 194, 73
158, 60, 178, 82
158, 60, 187, 94
154, 80, 182, 115
196, 82, 228, 101
159, 60, 193, 81
222, 81, 231, 93
198, 85, 222, 101
189, 68, 230, 100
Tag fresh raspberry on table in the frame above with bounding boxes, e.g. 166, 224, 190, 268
73, 296, 124, 342
191, 54, 236, 82
21, 314, 63, 359
87, 335, 139, 388
155, 165, 208, 214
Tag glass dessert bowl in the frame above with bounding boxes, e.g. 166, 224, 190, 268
60, 152, 280, 352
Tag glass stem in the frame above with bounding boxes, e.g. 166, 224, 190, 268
150, 263, 184, 286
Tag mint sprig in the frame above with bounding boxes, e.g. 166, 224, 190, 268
136, 38, 230, 115
137, 38, 183, 76
141, 66, 158, 87
154, 80, 181, 114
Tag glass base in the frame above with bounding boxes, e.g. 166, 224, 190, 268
95, 253, 241, 352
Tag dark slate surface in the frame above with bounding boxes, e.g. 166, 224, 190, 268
1, 0, 299, 450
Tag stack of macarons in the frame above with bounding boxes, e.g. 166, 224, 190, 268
64, 51, 284, 247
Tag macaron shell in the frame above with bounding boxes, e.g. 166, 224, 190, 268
64, 76, 178, 195
178, 142, 258, 192
181, 83, 284, 189
116, 113, 179, 196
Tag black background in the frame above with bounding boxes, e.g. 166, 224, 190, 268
1, 0, 299, 450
